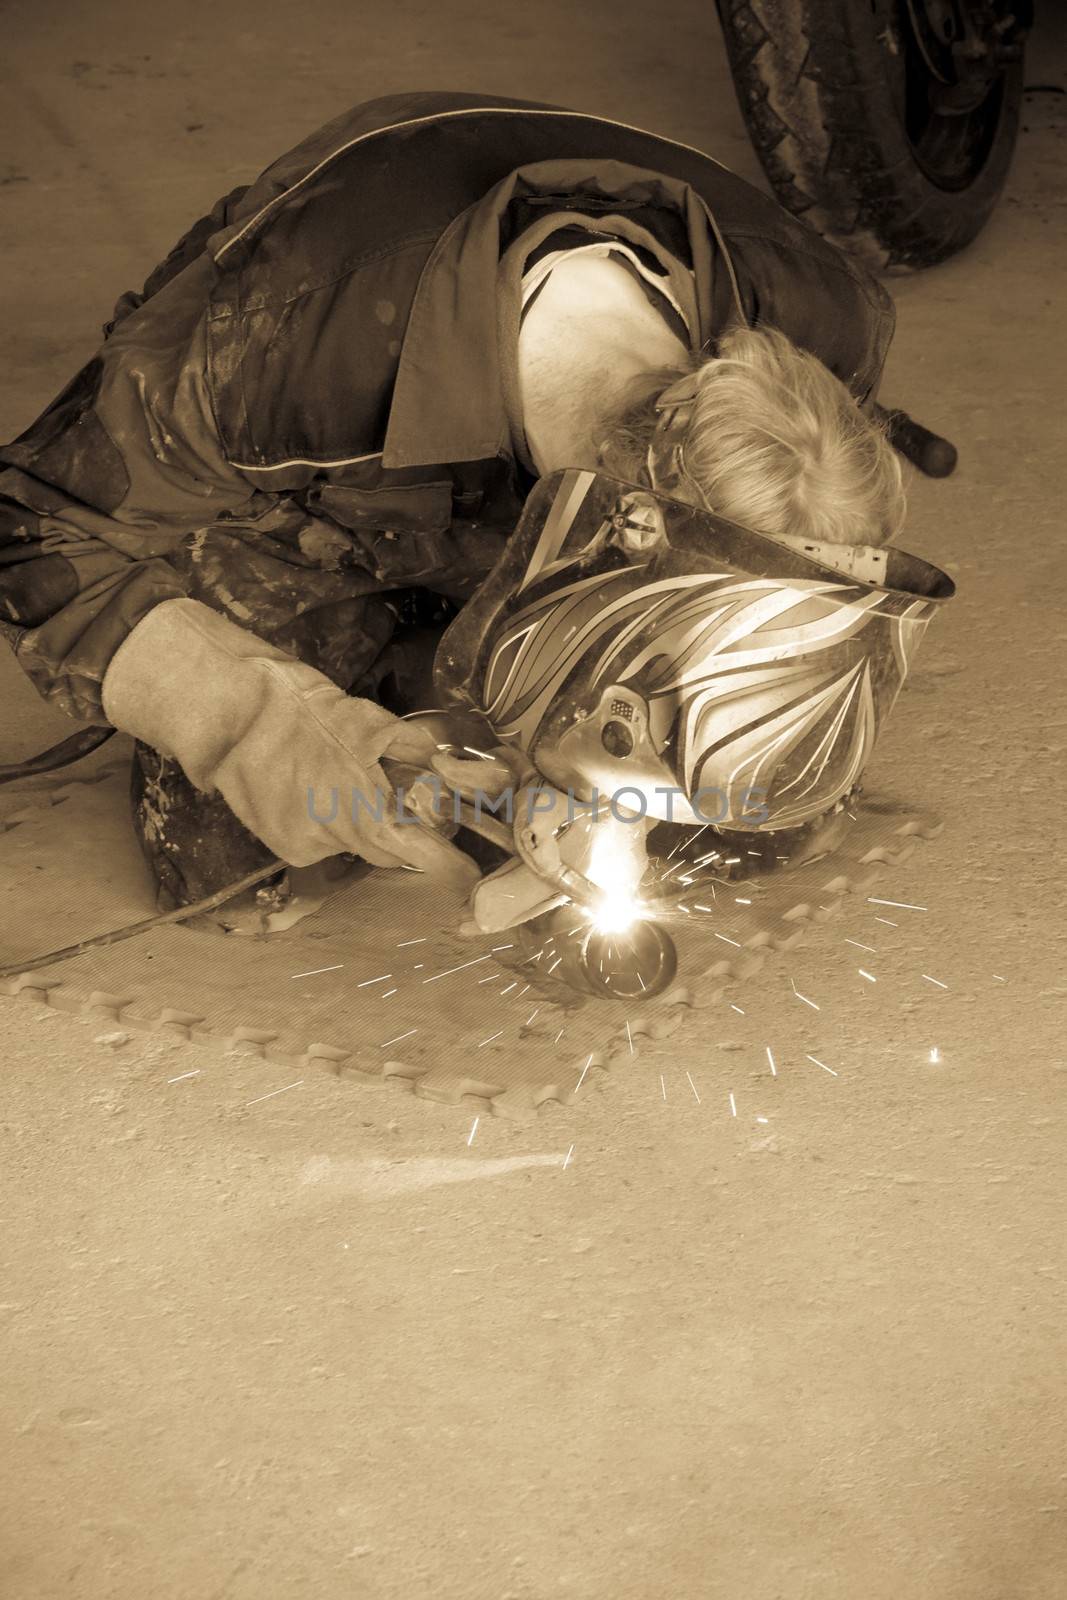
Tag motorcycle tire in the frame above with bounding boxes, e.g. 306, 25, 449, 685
716, 0, 1028, 271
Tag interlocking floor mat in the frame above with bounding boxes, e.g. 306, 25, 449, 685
0, 749, 942, 1118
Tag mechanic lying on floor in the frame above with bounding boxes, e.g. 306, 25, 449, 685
0, 91, 908, 909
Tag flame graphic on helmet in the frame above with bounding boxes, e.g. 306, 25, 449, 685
472, 471, 942, 830
486, 573, 935, 831
615, 577, 885, 827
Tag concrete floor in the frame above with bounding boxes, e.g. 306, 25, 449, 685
1, 4, 1066, 1598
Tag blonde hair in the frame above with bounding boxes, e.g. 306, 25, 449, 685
595, 325, 906, 548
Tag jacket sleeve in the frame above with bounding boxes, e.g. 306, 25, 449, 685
0, 253, 261, 724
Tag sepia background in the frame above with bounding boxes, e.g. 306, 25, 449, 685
1, 3, 1065, 1597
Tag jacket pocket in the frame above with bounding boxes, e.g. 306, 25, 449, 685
311, 480, 454, 537
306, 480, 457, 585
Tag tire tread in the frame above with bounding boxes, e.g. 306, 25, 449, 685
717, 0, 1023, 270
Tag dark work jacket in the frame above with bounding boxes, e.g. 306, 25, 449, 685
0, 90, 895, 722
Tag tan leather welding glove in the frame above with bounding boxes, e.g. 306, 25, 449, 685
101, 598, 479, 891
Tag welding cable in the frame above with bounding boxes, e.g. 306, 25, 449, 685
0, 727, 116, 786
0, 860, 286, 980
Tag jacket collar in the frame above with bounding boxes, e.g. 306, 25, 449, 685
382, 160, 737, 470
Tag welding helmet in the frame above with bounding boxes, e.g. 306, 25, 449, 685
434, 469, 954, 834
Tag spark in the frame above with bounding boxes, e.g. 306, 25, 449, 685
730, 1004, 746, 1015
667, 823, 707, 860
490, 943, 515, 952
500, 982, 518, 996
290, 964, 345, 979
379, 1028, 417, 1048
525, 1008, 540, 1027
755, 1116, 769, 1124
922, 974, 948, 989
735, 897, 752, 905
477, 973, 500, 985
868, 897, 927, 911
806, 1054, 838, 1077
992, 974, 1006, 983
467, 1116, 479, 1145
478, 1030, 504, 1048
397, 937, 427, 947
516, 985, 530, 998
686, 1071, 701, 1103
714, 932, 741, 947
873, 917, 898, 927
625, 1020, 634, 1055
357, 972, 392, 988
575, 1054, 594, 1091
844, 938, 876, 953
790, 978, 820, 1011
245, 1079, 303, 1107
766, 1047, 777, 1077
858, 968, 877, 983
729, 1092, 737, 1117
461, 746, 494, 760
553, 1030, 565, 1044
694, 903, 714, 913
380, 988, 397, 999
168, 1071, 200, 1084
548, 957, 563, 974
423, 954, 492, 983
562, 1144, 574, 1169
929, 1047, 942, 1064
660, 1074, 667, 1101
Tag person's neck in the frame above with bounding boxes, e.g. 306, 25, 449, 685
519, 269, 690, 475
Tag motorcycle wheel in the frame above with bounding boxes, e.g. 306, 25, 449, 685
716, 0, 1029, 270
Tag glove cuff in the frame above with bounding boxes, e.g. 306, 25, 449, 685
101, 598, 323, 788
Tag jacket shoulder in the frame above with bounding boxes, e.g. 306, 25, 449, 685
722, 219, 895, 400
205, 92, 566, 261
